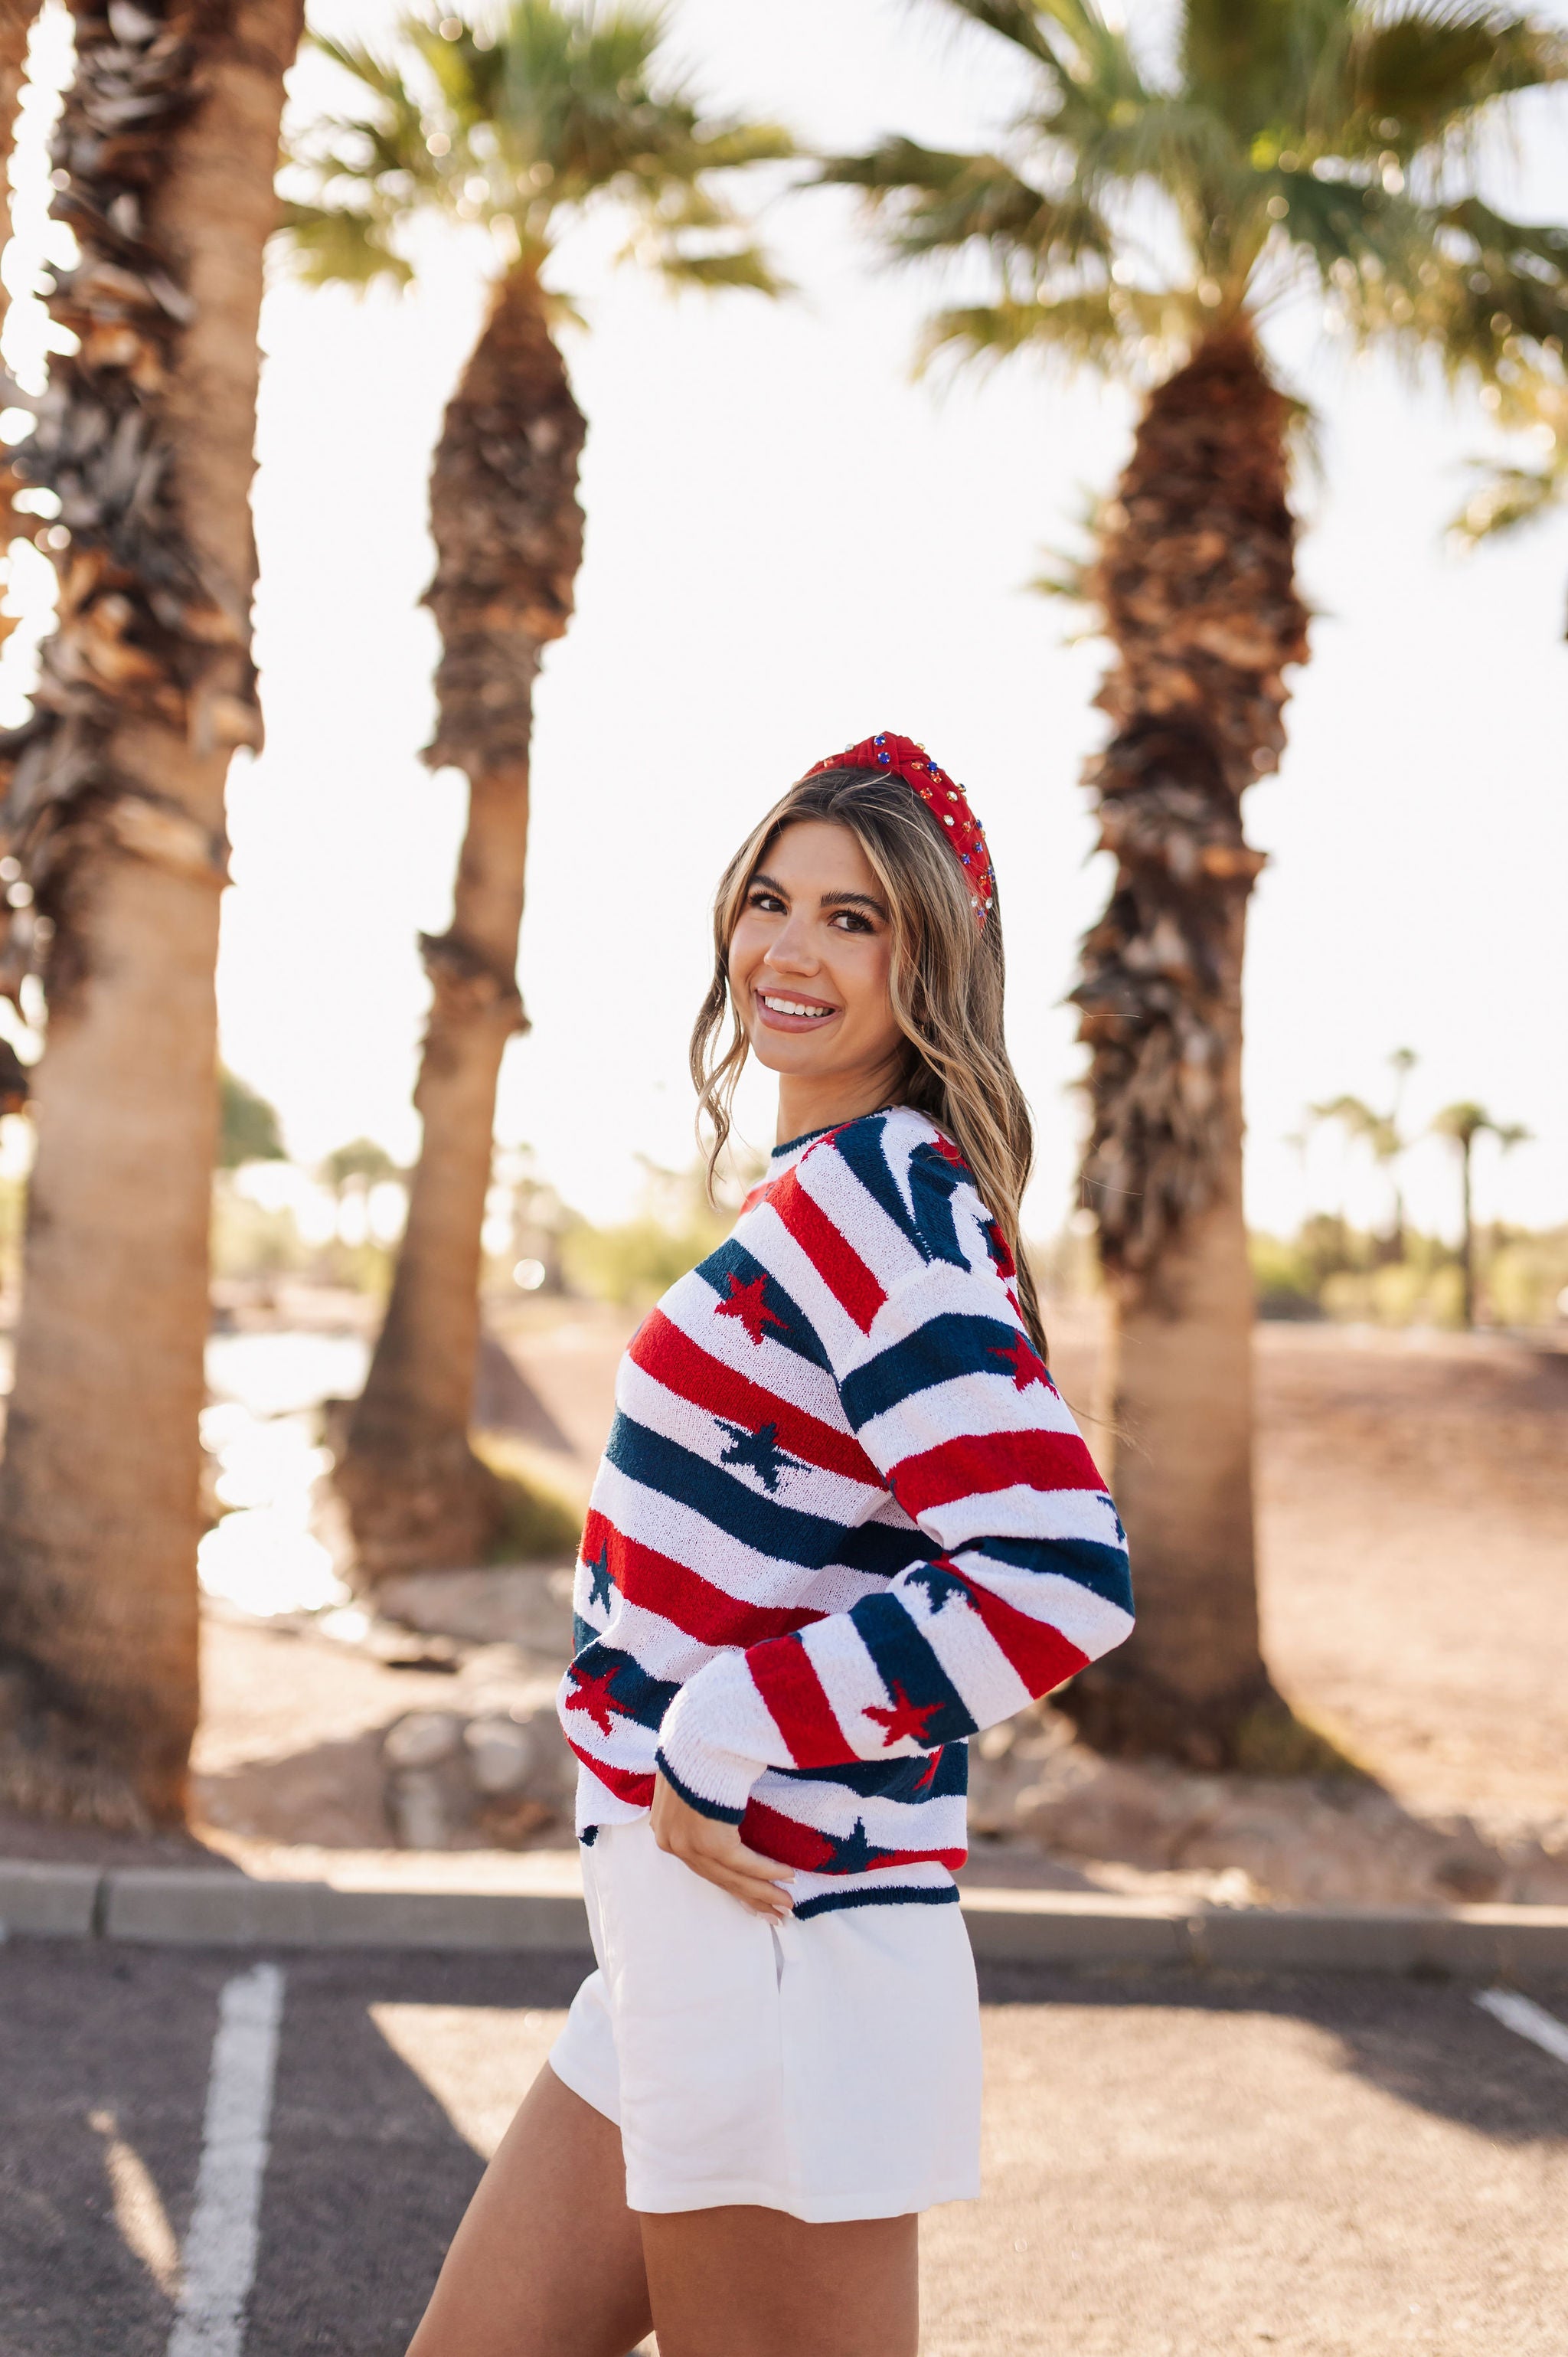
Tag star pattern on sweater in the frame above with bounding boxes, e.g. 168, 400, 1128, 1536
989, 1329, 1047, 1391
714, 1270, 786, 1347
820, 1816, 890, 1873
715, 1417, 802, 1495
864, 1680, 943, 1748
907, 1563, 973, 1614
1099, 1493, 1126, 1545
584, 1542, 616, 1615
912, 1746, 943, 1793
564, 1661, 628, 1738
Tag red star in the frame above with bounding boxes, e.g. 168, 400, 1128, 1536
864, 1681, 942, 1747
715, 1270, 786, 1347
990, 1330, 1047, 1392
913, 1746, 942, 1793
564, 1662, 626, 1738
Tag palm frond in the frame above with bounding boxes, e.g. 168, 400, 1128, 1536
1344, 4, 1568, 147
274, 199, 413, 289
1449, 453, 1566, 542
920, 285, 1184, 374
655, 247, 787, 296
821, 138, 1112, 275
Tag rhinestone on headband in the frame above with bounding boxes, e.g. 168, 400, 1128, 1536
802, 731, 996, 924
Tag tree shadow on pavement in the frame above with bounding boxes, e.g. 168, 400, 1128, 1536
975, 1960, 1568, 2147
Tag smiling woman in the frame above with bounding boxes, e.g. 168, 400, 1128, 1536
401, 737, 1133, 2357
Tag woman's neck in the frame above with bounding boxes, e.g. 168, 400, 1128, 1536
774, 1066, 903, 1149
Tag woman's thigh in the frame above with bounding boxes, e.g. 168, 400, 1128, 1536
642, 2205, 920, 2357
405, 2061, 652, 2357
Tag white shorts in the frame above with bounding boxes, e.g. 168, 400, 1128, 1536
548, 1819, 982, 2223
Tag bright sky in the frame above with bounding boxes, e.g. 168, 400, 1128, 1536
5, 0, 1567, 1242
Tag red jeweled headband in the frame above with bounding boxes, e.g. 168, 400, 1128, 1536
802, 731, 995, 924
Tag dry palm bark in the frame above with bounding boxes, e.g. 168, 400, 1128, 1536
0, 0, 303, 1826
1057, 329, 1310, 1769
335, 267, 584, 1581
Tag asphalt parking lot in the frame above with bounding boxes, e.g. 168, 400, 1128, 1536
2, 1940, 1565, 2356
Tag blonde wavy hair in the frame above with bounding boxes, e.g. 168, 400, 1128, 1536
690, 764, 1048, 1362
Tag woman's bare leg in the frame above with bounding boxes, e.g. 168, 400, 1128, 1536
405, 2062, 652, 2357
642, 2207, 919, 2357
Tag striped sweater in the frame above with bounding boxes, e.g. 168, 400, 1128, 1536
556, 1106, 1133, 1920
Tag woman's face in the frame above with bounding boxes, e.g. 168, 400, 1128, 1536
728, 819, 904, 1100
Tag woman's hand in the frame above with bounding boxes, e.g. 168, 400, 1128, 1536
650, 1771, 795, 1921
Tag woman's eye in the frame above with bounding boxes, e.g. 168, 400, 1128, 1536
831, 911, 873, 933
748, 890, 785, 914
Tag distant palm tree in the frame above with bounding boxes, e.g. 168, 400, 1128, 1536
1311, 1046, 1418, 1259
1432, 1102, 1530, 1326
827, 0, 1567, 1765
283, 1, 791, 1580
0, 0, 304, 1826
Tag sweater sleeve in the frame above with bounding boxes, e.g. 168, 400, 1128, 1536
655, 1162, 1135, 1823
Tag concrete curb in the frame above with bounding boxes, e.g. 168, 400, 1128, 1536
2, 1859, 1567, 1975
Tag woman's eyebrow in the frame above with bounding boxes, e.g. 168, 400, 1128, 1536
820, 889, 887, 917
750, 870, 788, 897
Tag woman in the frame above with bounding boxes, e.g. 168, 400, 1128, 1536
407, 734, 1133, 2357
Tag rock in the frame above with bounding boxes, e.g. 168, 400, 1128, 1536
465, 1715, 536, 1796
383, 1711, 463, 1770
381, 1699, 576, 1850
388, 1767, 459, 1850
375, 1566, 576, 1657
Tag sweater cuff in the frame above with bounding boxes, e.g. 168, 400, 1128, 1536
656, 1653, 775, 1823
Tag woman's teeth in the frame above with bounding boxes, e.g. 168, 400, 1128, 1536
761, 995, 833, 1019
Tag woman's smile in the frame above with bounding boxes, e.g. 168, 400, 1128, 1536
754, 988, 840, 1031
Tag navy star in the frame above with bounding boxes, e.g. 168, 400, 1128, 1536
907, 1564, 973, 1613
583, 1542, 616, 1614
819, 1817, 891, 1874
715, 1418, 803, 1496
1098, 1494, 1126, 1545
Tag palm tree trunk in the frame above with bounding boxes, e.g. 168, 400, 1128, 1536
0, 0, 47, 634
335, 266, 585, 1581
0, 0, 302, 1826
1059, 329, 1310, 1770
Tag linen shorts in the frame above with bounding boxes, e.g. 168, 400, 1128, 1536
548, 1819, 983, 2223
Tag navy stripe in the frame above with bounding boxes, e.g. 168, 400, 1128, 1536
654, 1746, 746, 1824
971, 1531, 1135, 1616
606, 1413, 864, 1570
792, 1882, 961, 1921
773, 1743, 969, 1802
904, 1143, 971, 1267
693, 1240, 832, 1371
851, 1590, 979, 1748
840, 1313, 1023, 1427
572, 1613, 598, 1655
836, 1516, 930, 1579
563, 1640, 679, 1734
829, 1115, 923, 1248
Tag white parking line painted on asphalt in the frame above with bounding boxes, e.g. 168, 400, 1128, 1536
165, 1963, 285, 2357
1475, 1986, 1568, 2066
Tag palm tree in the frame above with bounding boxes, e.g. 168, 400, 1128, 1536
827, 0, 1568, 1765
283, 2, 790, 1581
0, 0, 305, 1827
1310, 1045, 1416, 1258
1432, 1101, 1530, 1326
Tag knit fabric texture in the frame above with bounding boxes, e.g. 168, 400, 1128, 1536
556, 1107, 1134, 1920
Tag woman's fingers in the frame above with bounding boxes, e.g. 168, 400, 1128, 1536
649, 1770, 795, 1916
